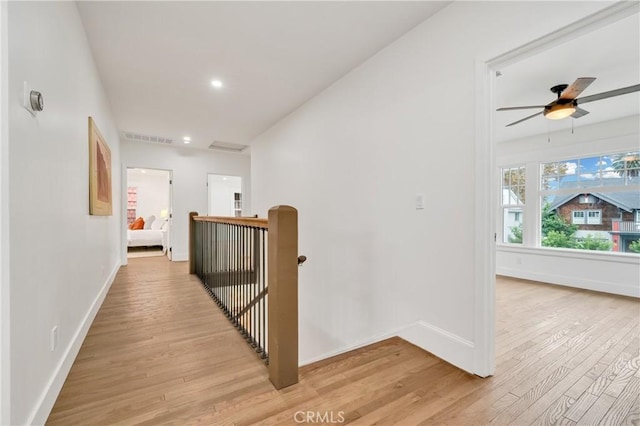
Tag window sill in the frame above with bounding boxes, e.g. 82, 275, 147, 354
496, 244, 640, 265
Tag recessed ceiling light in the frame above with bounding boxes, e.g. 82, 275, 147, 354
183, 136, 191, 144
211, 80, 223, 89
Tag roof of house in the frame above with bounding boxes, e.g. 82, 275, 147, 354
548, 191, 640, 212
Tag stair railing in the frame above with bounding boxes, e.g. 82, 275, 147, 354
189, 206, 300, 389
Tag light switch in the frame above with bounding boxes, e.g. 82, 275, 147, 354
415, 193, 425, 210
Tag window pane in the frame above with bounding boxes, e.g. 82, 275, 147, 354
540, 150, 639, 256
542, 162, 559, 177
579, 174, 598, 185
502, 165, 525, 244
601, 168, 622, 184
627, 167, 640, 185
559, 180, 578, 189
541, 194, 618, 252
579, 156, 600, 174
542, 176, 558, 190
559, 160, 578, 176
503, 207, 523, 244
518, 186, 525, 205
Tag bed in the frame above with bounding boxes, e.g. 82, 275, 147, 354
127, 216, 168, 252
127, 229, 166, 248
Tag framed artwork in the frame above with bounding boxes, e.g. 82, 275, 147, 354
88, 117, 112, 215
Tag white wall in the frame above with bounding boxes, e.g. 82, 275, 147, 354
250, 1, 612, 372
127, 170, 170, 222
496, 115, 640, 297
121, 141, 251, 261
7, 2, 121, 424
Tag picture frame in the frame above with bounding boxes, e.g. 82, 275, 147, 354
88, 117, 112, 215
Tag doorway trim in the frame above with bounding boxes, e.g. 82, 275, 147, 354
473, 1, 639, 378
0, 1, 10, 422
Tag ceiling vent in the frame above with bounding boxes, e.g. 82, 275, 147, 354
208, 141, 248, 152
121, 131, 173, 144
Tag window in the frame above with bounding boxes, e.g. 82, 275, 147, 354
572, 211, 585, 224
540, 151, 639, 254
501, 166, 525, 244
542, 152, 640, 190
572, 210, 601, 225
587, 210, 602, 225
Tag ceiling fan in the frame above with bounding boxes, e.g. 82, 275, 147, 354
497, 77, 640, 127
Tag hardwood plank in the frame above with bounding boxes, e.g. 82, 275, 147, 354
599, 377, 640, 426
46, 261, 640, 425
530, 395, 575, 426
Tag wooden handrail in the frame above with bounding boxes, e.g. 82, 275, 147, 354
192, 215, 268, 229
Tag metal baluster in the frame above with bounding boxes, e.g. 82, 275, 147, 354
230, 223, 234, 321
250, 227, 254, 347
192, 218, 271, 365
261, 228, 267, 360
224, 223, 227, 312
241, 224, 244, 332
238, 223, 241, 328
235, 223, 239, 325
242, 225, 247, 336
205, 222, 209, 289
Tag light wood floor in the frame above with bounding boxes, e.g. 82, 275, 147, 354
47, 258, 640, 425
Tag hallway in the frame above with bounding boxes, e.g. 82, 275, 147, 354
47, 258, 639, 425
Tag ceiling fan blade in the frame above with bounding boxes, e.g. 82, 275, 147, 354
505, 111, 543, 127
560, 77, 596, 100
577, 84, 640, 104
497, 105, 546, 111
571, 107, 590, 119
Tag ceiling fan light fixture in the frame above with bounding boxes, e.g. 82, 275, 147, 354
544, 103, 576, 120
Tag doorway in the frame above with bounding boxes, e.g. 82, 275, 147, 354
207, 174, 242, 217
477, 1, 639, 378
126, 168, 172, 259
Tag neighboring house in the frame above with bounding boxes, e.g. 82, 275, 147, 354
502, 188, 523, 242
549, 192, 640, 252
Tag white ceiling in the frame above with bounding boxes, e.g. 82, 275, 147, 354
77, 1, 450, 150
495, 12, 640, 143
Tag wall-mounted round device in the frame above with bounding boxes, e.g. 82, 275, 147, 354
30, 90, 44, 112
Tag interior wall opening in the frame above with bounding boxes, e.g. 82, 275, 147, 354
126, 167, 172, 259
487, 1, 639, 382
207, 174, 242, 217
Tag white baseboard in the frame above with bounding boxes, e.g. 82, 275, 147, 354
171, 252, 188, 262
300, 329, 397, 367
27, 261, 121, 425
396, 321, 475, 373
300, 321, 475, 375
497, 266, 640, 298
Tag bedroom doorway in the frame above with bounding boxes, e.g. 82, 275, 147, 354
207, 174, 242, 217
126, 168, 172, 259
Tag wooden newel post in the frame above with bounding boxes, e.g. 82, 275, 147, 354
189, 212, 198, 274
268, 205, 299, 389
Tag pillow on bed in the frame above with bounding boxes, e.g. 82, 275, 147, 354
152, 218, 167, 231
130, 217, 144, 230
144, 215, 155, 230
